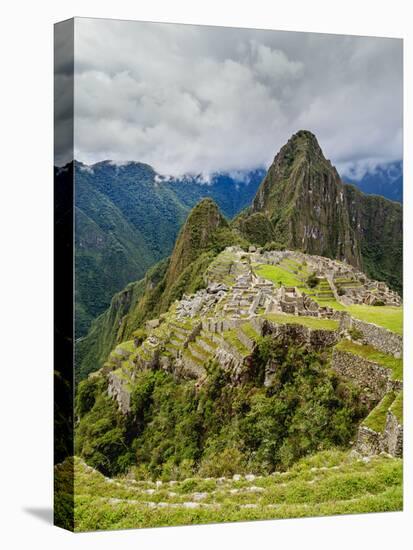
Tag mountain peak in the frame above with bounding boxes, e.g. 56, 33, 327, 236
249, 130, 362, 267
276, 130, 326, 167
164, 198, 227, 289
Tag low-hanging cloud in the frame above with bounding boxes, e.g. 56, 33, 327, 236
72, 18, 402, 177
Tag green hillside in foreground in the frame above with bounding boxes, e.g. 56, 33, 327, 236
55, 451, 402, 531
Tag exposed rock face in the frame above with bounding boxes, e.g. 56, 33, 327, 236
250, 130, 361, 266
107, 371, 131, 414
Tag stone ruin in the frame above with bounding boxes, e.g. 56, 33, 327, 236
251, 248, 401, 307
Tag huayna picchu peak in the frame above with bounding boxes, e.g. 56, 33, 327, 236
236, 130, 402, 293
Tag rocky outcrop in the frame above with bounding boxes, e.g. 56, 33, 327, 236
344, 183, 402, 294
107, 372, 131, 414
250, 130, 361, 266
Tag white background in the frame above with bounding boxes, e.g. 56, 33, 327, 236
0, 0, 411, 548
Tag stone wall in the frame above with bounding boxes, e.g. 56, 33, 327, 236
213, 347, 246, 383
351, 319, 402, 357
331, 350, 396, 405
263, 320, 340, 350
356, 410, 403, 458
385, 411, 403, 457
356, 425, 383, 455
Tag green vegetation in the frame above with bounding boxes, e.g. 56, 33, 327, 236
349, 327, 363, 340
68, 131, 404, 532
71, 450, 402, 531
265, 312, 339, 331
76, 200, 248, 382
73, 162, 263, 336
390, 392, 403, 424
344, 183, 402, 295
345, 305, 403, 335
255, 264, 303, 287
232, 211, 275, 246
363, 392, 396, 433
306, 272, 319, 288
237, 131, 402, 293
255, 262, 402, 335
76, 340, 365, 479
335, 341, 402, 381
222, 329, 250, 356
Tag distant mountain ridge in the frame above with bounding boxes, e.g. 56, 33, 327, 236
343, 161, 403, 203
71, 160, 264, 336
69, 141, 402, 337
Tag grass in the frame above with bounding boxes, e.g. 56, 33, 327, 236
345, 305, 403, 336
70, 449, 402, 531
363, 392, 396, 433
117, 340, 136, 353
255, 264, 303, 287
223, 329, 250, 356
240, 322, 261, 341
335, 341, 403, 381
390, 392, 403, 424
265, 312, 339, 331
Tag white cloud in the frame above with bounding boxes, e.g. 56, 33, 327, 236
71, 18, 402, 178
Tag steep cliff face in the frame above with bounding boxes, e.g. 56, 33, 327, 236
344, 184, 403, 293
250, 130, 361, 266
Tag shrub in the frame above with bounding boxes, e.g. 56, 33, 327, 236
337, 286, 346, 296
76, 342, 365, 477
263, 241, 286, 252
307, 272, 319, 288
198, 447, 246, 477
374, 300, 385, 306
132, 328, 147, 346
349, 327, 363, 341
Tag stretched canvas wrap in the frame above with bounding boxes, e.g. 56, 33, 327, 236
54, 17, 403, 532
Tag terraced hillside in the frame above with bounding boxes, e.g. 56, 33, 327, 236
72, 240, 403, 532
61, 450, 402, 531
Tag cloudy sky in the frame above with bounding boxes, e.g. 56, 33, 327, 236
62, 18, 402, 177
